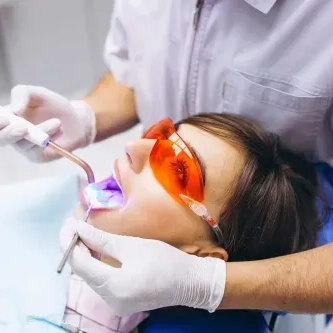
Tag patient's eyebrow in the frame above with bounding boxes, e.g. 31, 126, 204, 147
185, 141, 207, 186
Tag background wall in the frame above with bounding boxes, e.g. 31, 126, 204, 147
0, 0, 141, 185
0, 0, 113, 99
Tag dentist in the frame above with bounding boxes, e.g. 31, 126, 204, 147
1, 0, 333, 324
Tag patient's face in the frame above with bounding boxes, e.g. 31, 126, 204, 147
75, 124, 245, 258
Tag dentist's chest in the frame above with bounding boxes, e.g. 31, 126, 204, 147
125, 0, 333, 153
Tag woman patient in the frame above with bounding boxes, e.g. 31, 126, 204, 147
64, 113, 325, 333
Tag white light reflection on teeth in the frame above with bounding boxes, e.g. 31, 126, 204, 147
84, 175, 124, 209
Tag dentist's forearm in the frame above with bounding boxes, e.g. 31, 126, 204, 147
84, 71, 139, 142
220, 243, 333, 313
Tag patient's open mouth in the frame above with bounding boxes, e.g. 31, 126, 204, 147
82, 175, 124, 210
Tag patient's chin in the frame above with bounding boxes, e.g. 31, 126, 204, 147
73, 203, 85, 217
72, 204, 122, 267
73, 203, 118, 231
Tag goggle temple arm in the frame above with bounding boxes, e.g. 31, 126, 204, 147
179, 194, 224, 245
179, 194, 208, 217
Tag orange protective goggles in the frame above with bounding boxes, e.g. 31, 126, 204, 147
143, 118, 224, 244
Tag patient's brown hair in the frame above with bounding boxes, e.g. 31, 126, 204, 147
177, 113, 327, 261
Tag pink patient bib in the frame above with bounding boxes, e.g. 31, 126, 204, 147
64, 274, 149, 333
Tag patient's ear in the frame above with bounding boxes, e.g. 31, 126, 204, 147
180, 243, 228, 261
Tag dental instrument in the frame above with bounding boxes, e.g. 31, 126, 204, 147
1, 107, 96, 273
1, 107, 95, 184
56, 203, 93, 273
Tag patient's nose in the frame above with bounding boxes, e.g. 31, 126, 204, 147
125, 139, 155, 173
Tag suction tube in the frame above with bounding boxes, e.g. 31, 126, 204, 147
47, 141, 95, 184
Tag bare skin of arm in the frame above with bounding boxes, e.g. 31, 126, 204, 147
84, 71, 139, 142
221, 243, 333, 313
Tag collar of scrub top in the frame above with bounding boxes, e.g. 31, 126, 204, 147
243, 0, 278, 14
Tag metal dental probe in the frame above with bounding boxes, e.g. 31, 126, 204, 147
57, 203, 93, 273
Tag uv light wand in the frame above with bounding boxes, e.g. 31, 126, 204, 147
2, 107, 95, 274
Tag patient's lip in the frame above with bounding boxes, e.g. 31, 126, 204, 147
79, 173, 125, 211
113, 159, 123, 190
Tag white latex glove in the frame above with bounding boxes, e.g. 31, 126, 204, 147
59, 218, 226, 317
0, 85, 96, 162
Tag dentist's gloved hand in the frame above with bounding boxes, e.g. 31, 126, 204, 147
59, 218, 226, 316
0, 85, 96, 162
